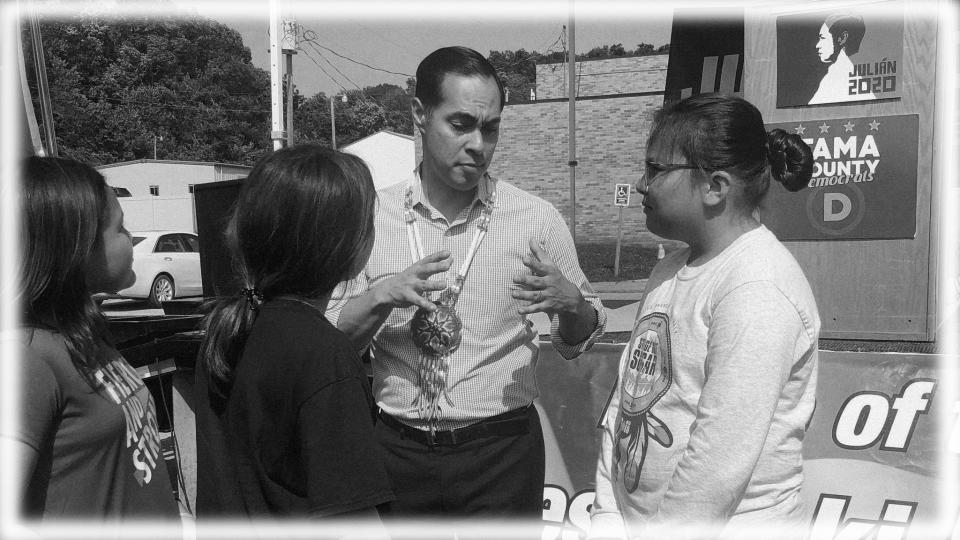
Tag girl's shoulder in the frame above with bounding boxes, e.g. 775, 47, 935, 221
257, 300, 340, 335
18, 327, 70, 363
242, 302, 364, 388
14, 327, 79, 392
724, 227, 811, 286
249, 300, 355, 359
714, 228, 819, 316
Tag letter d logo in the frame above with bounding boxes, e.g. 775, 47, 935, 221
824, 193, 852, 222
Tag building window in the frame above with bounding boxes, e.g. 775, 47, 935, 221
149, 185, 159, 196
188, 184, 195, 194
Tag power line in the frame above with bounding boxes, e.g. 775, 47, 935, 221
303, 41, 365, 92
299, 46, 350, 94
299, 41, 402, 114
299, 28, 413, 78
540, 27, 565, 57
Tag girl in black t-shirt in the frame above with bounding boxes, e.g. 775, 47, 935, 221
194, 146, 393, 530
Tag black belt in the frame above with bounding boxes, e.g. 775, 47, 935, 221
377, 405, 532, 447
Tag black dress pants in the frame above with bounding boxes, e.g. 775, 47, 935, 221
375, 405, 546, 519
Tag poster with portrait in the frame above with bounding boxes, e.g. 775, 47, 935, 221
759, 114, 918, 241
776, 4, 904, 107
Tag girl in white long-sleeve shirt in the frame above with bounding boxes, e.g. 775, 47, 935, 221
590, 94, 820, 540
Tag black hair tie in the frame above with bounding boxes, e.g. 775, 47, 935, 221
240, 287, 264, 311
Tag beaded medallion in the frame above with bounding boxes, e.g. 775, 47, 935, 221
404, 180, 495, 423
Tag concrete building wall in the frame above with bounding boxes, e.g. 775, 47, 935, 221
535, 55, 668, 99
98, 160, 251, 197
342, 131, 415, 190
99, 160, 250, 234
119, 196, 195, 233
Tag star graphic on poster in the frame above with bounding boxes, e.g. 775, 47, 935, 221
794, 124, 806, 135
843, 121, 856, 132
869, 120, 881, 131
819, 123, 830, 134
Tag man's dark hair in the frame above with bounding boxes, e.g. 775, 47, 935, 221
415, 46, 505, 111
825, 13, 866, 55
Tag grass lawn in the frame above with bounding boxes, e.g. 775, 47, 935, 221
576, 243, 664, 282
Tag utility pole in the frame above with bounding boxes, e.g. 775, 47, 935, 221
16, 14, 43, 155
281, 19, 297, 147
27, 4, 57, 156
269, 0, 286, 150
330, 94, 346, 149
330, 96, 337, 149
566, 1, 577, 243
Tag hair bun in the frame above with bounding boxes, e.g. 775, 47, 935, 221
767, 128, 813, 192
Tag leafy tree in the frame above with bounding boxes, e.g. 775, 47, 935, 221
290, 92, 333, 146
486, 42, 670, 102
364, 83, 413, 135
292, 83, 411, 148
26, 10, 666, 165
487, 48, 537, 104
634, 42, 656, 55
25, 12, 273, 165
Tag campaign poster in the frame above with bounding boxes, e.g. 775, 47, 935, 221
759, 114, 918, 241
776, 5, 904, 107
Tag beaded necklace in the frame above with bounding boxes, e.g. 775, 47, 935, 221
405, 180, 496, 425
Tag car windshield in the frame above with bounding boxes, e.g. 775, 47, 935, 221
132, 236, 146, 246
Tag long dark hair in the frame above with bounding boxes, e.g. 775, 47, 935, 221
650, 93, 813, 207
21, 156, 114, 388
198, 145, 377, 405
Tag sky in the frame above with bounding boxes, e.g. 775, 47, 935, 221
173, 1, 677, 98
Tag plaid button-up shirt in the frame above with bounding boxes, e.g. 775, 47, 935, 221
328, 170, 606, 430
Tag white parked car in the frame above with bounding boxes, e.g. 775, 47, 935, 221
118, 231, 203, 307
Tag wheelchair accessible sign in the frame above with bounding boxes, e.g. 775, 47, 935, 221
614, 184, 631, 207
759, 114, 918, 240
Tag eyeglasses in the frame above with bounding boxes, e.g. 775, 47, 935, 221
638, 159, 701, 190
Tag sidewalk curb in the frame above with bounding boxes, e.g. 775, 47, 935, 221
592, 279, 647, 294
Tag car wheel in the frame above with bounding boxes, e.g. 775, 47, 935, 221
148, 274, 175, 308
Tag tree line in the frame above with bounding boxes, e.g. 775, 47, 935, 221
25, 16, 667, 166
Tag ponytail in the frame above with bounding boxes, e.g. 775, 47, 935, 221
767, 128, 813, 192
197, 291, 259, 410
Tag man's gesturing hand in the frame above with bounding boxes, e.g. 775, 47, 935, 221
369, 250, 453, 312
511, 238, 584, 317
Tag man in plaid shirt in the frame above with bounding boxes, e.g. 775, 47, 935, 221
328, 46, 606, 522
